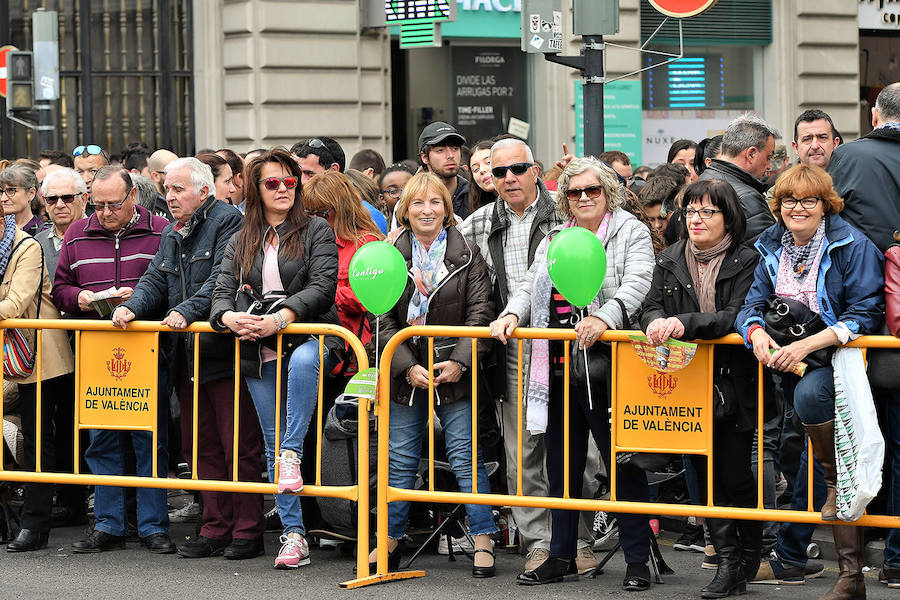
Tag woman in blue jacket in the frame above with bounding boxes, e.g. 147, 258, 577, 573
736, 164, 883, 600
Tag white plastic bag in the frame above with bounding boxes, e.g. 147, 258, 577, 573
832, 347, 885, 521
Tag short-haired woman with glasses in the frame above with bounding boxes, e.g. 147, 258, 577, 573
736, 164, 884, 600
489, 156, 655, 591
0, 164, 47, 236
639, 179, 762, 598
211, 148, 340, 570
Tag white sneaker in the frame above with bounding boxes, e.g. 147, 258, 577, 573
275, 532, 310, 569
169, 500, 201, 523
437, 534, 474, 555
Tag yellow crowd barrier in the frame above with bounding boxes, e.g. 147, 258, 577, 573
348, 325, 900, 588
0, 318, 373, 580
3, 319, 900, 589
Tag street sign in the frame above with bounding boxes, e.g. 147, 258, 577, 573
521, 0, 563, 54
647, 0, 720, 18
0, 45, 18, 98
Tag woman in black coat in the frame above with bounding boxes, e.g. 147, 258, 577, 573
638, 179, 761, 599
210, 148, 339, 570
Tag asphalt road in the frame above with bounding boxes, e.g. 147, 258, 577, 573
0, 522, 893, 600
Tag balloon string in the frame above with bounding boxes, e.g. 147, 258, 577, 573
581, 307, 593, 411
375, 315, 380, 374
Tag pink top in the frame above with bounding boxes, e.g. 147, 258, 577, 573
774, 243, 823, 314
261, 239, 284, 363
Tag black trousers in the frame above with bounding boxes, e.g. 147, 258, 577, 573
545, 366, 650, 564
18, 373, 80, 532
688, 426, 756, 508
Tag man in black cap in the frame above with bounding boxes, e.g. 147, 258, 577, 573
418, 121, 470, 219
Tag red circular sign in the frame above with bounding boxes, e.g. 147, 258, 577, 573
648, 0, 719, 18
0, 45, 19, 98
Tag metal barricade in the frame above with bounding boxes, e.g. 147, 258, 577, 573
0, 318, 373, 580
351, 325, 900, 588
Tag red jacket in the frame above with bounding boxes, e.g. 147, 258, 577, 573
336, 233, 380, 362
887, 245, 900, 336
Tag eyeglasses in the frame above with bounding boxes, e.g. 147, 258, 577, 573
73, 144, 102, 157
89, 190, 130, 212
0, 187, 19, 197
491, 162, 533, 178
564, 185, 605, 202
683, 207, 723, 220
780, 196, 821, 209
44, 193, 81, 205
380, 187, 403, 198
306, 209, 330, 219
261, 176, 298, 191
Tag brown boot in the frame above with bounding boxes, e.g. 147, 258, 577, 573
804, 420, 838, 521
821, 524, 866, 600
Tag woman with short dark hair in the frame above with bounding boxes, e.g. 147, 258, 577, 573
639, 178, 760, 598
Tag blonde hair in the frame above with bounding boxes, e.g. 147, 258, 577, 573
394, 172, 454, 229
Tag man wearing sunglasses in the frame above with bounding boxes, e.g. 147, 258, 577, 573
72, 144, 110, 207
112, 158, 264, 560
458, 137, 574, 575
35, 167, 87, 283
418, 121, 470, 219
51, 166, 172, 554
291, 136, 345, 184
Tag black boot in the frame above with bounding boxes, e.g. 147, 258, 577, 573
736, 519, 762, 582
700, 518, 745, 599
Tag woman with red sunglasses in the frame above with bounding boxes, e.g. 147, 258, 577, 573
211, 147, 341, 570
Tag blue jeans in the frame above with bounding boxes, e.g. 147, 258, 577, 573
84, 374, 170, 538
788, 366, 835, 426
387, 396, 497, 540
244, 340, 333, 535
775, 444, 827, 567
885, 391, 900, 567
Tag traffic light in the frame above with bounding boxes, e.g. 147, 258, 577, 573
7, 51, 34, 111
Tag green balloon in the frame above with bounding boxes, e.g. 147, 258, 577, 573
546, 227, 607, 307
348, 241, 408, 315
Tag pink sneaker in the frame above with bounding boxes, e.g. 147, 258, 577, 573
277, 450, 303, 493
274, 532, 310, 569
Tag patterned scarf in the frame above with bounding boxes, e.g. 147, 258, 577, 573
781, 220, 826, 280
684, 234, 732, 313
525, 214, 609, 433
406, 229, 448, 326
0, 215, 18, 280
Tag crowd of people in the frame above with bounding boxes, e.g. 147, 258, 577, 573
0, 80, 898, 600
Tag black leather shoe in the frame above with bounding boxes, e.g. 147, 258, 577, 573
472, 548, 496, 578
623, 562, 651, 592
6, 529, 49, 552
140, 532, 176, 554
517, 557, 571, 585
72, 529, 126, 553
177, 535, 231, 558
223, 537, 264, 560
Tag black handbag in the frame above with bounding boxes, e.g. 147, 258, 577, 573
234, 282, 288, 350
763, 295, 834, 370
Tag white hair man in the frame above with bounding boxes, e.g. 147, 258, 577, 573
458, 138, 603, 574
35, 167, 87, 281
112, 157, 265, 560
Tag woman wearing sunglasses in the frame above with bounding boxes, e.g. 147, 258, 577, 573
736, 164, 884, 600
638, 179, 762, 598
211, 147, 340, 570
489, 156, 655, 590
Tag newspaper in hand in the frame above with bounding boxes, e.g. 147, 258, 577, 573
89, 287, 128, 318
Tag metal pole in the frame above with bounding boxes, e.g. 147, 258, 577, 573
582, 34, 604, 158
36, 99, 53, 150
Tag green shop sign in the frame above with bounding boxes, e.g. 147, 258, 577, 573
392, 0, 522, 39
575, 80, 642, 165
